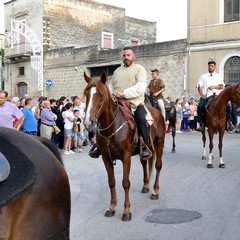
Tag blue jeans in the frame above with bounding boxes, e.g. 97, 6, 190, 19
181, 116, 189, 131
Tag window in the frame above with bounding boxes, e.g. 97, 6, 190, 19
90, 65, 120, 77
224, 56, 240, 84
224, 0, 240, 22
19, 66, 25, 76
102, 32, 113, 49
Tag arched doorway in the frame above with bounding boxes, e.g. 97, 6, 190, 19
17, 82, 27, 98
224, 56, 240, 85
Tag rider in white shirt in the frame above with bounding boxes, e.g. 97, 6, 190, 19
197, 60, 225, 124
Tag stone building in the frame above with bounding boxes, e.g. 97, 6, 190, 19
188, 0, 240, 98
3, 0, 157, 99
5, 0, 240, 101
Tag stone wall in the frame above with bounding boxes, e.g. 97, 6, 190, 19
44, 39, 188, 101
43, 0, 156, 50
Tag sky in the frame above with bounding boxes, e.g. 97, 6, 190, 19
0, 0, 187, 42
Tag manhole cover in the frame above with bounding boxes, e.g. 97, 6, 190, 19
146, 208, 202, 224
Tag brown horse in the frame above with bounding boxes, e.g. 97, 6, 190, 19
83, 71, 165, 221
0, 127, 71, 239
201, 83, 240, 168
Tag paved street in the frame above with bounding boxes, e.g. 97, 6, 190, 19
62, 131, 240, 240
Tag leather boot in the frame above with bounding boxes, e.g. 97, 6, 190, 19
89, 143, 102, 158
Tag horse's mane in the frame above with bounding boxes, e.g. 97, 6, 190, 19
94, 78, 113, 103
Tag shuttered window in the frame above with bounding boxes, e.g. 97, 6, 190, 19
102, 32, 113, 49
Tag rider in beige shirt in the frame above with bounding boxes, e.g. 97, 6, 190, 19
89, 47, 151, 159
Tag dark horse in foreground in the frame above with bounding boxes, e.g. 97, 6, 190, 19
146, 94, 176, 153
83, 71, 165, 221
201, 83, 240, 168
0, 127, 71, 239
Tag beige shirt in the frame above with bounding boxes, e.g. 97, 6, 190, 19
111, 63, 147, 110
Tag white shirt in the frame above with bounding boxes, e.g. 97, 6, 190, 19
197, 72, 225, 97
62, 110, 74, 130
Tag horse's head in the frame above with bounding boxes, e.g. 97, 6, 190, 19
83, 71, 109, 130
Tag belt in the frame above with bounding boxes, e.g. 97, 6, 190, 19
41, 123, 53, 127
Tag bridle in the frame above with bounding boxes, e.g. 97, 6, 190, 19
89, 88, 128, 164
234, 84, 240, 101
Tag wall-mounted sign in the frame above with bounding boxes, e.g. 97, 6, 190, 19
46, 79, 53, 87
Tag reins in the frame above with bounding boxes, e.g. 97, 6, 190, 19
97, 98, 128, 165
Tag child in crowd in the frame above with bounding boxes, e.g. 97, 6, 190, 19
175, 98, 183, 133
72, 109, 86, 152
62, 102, 75, 155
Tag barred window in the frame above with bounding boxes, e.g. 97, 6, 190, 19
224, 56, 240, 84
19, 66, 25, 76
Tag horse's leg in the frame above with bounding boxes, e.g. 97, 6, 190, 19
121, 152, 132, 221
218, 130, 225, 168
171, 120, 176, 153
151, 138, 163, 200
102, 157, 117, 218
207, 129, 215, 168
201, 125, 207, 160
140, 154, 152, 194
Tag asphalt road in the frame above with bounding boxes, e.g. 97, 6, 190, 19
62, 131, 240, 240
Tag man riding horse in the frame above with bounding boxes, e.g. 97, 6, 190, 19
89, 46, 152, 159
147, 68, 166, 122
197, 60, 225, 129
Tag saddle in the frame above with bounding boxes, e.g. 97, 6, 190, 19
117, 98, 153, 160
0, 139, 36, 209
205, 94, 216, 109
117, 98, 136, 130
147, 94, 173, 112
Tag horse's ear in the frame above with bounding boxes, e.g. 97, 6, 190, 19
237, 83, 240, 90
100, 71, 107, 84
84, 71, 92, 83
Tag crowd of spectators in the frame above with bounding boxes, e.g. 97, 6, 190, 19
166, 96, 239, 133
0, 91, 96, 156
1, 89, 239, 158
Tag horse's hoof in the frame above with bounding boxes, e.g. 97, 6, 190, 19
150, 194, 159, 200
207, 164, 213, 168
122, 212, 132, 221
219, 164, 225, 168
202, 156, 207, 160
104, 210, 115, 217
141, 187, 149, 193
171, 149, 176, 153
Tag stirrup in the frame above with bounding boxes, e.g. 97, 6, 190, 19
139, 137, 152, 160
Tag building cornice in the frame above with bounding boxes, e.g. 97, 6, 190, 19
189, 40, 240, 51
